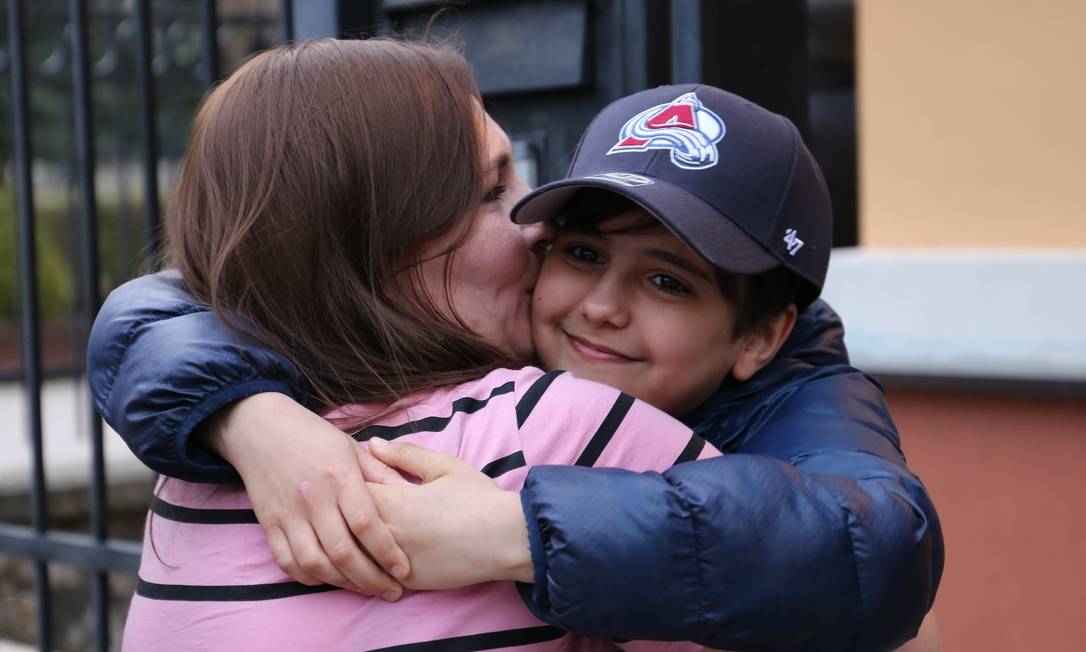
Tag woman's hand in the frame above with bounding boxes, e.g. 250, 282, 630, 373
365, 437, 534, 590
198, 393, 411, 600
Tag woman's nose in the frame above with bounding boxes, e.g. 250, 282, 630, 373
520, 219, 555, 256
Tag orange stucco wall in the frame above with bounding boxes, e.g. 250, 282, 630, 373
857, 1, 1086, 248
888, 388, 1086, 651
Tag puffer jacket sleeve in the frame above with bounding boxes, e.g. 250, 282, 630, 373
516, 308, 943, 651
88, 270, 307, 482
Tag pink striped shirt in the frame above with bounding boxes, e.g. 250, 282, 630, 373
123, 367, 720, 651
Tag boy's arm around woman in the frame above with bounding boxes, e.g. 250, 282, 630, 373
88, 273, 942, 652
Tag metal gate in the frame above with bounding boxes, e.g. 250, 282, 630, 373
0, 1, 845, 649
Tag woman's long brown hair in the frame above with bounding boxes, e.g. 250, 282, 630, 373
167, 38, 517, 418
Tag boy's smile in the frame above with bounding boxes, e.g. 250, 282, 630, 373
532, 209, 745, 416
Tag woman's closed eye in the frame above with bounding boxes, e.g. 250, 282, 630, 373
649, 273, 690, 295
483, 184, 507, 203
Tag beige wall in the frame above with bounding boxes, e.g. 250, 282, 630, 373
857, 1, 1086, 247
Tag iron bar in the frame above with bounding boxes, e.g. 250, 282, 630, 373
280, 0, 294, 42
0, 525, 142, 574
670, 0, 702, 83
134, 0, 161, 259
202, 0, 221, 87
6, 0, 53, 648
68, 1, 111, 649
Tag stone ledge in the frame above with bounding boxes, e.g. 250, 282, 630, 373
822, 248, 1086, 385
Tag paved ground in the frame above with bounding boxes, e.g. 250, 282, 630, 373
0, 377, 151, 493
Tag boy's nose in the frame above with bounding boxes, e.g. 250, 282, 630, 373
580, 278, 630, 329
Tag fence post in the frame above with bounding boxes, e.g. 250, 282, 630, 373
290, 0, 380, 39
6, 0, 52, 648
134, 0, 161, 259
68, 0, 113, 648
670, 0, 702, 83
202, 0, 220, 86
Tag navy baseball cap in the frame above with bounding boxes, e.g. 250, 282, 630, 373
512, 84, 833, 308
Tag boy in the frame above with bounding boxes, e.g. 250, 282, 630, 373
368, 85, 941, 650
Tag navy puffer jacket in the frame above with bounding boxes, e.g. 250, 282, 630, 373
88, 271, 942, 651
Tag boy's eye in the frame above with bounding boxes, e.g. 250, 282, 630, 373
483, 184, 507, 203
566, 245, 601, 264
649, 274, 689, 294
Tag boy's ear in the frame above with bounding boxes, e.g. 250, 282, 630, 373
731, 305, 799, 382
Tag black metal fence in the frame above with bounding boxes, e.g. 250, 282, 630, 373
0, 1, 852, 649
0, 3, 292, 648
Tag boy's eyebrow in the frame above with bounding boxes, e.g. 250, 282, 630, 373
642, 248, 714, 282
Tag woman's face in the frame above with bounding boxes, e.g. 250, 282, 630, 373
417, 112, 551, 359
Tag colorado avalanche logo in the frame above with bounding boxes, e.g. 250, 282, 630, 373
607, 92, 725, 170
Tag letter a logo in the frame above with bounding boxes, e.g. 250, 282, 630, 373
608, 92, 725, 170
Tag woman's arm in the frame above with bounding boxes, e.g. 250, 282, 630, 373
89, 271, 409, 597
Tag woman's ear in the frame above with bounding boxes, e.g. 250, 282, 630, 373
731, 304, 799, 382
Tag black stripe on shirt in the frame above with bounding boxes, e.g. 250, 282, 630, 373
151, 497, 258, 524
136, 578, 336, 602
515, 370, 565, 428
574, 392, 635, 467
673, 433, 707, 465
364, 625, 565, 652
480, 451, 526, 478
355, 381, 516, 442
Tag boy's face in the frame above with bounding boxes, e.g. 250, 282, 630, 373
532, 208, 744, 416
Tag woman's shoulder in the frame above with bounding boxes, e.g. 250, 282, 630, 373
508, 367, 713, 471
327, 367, 628, 434
510, 366, 625, 406
452, 365, 617, 411
328, 368, 528, 432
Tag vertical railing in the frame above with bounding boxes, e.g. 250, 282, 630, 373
670, 0, 702, 83
6, 0, 52, 649
280, 0, 294, 43
67, 0, 112, 649
134, 0, 161, 256
202, 0, 220, 87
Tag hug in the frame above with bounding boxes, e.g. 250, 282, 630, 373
89, 37, 942, 651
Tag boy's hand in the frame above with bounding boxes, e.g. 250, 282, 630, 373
199, 393, 411, 600
365, 438, 534, 589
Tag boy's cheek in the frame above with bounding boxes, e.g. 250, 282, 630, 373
529, 304, 559, 370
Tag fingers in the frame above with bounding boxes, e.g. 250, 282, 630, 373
266, 525, 322, 587
282, 522, 358, 592
299, 477, 406, 600
335, 466, 412, 584
355, 445, 410, 486
367, 437, 460, 484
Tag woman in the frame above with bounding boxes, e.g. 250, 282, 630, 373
120, 38, 716, 651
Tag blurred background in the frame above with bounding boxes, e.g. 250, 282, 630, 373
0, 0, 1082, 650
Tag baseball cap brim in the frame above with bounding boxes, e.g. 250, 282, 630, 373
512, 175, 780, 275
